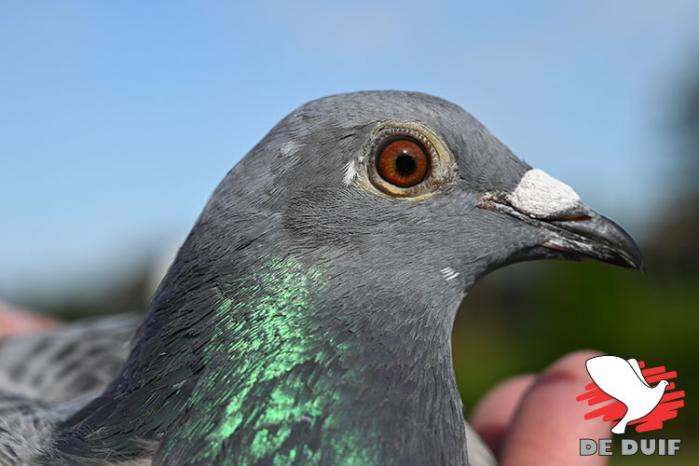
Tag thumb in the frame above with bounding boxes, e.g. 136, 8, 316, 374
499, 351, 611, 466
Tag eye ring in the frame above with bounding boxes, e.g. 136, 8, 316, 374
375, 137, 430, 188
366, 124, 452, 198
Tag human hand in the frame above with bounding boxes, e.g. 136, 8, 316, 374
470, 351, 611, 466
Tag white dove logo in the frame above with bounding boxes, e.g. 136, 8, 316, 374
585, 355, 669, 434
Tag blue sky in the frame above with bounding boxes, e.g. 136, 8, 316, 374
1, 1, 698, 299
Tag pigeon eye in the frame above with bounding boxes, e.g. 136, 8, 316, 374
366, 124, 454, 198
376, 138, 429, 188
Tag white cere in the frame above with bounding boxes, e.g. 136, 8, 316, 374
509, 168, 581, 218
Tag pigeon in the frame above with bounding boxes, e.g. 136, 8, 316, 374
585, 356, 668, 434
0, 91, 644, 466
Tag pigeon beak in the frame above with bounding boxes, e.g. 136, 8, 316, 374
478, 168, 645, 271
539, 208, 645, 271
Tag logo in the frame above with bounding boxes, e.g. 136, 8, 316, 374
575, 355, 686, 457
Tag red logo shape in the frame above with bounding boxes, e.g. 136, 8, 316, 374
576, 359, 685, 433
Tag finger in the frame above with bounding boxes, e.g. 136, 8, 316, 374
470, 374, 536, 454
499, 350, 610, 466
0, 303, 59, 336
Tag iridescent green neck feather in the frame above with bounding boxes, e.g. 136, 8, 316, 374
56, 252, 466, 466
158, 257, 383, 465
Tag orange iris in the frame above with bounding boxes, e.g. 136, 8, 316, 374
376, 138, 429, 188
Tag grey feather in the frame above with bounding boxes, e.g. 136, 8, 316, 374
0, 315, 141, 465
0, 314, 140, 403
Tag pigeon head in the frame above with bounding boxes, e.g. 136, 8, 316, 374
59, 91, 644, 466
196, 91, 642, 313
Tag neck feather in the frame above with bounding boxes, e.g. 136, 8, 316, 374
58, 256, 467, 466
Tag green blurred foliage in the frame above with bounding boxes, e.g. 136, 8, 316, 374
454, 238, 699, 429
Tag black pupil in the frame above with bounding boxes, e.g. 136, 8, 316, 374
395, 152, 416, 177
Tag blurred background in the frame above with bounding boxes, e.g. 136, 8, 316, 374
1, 1, 697, 463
